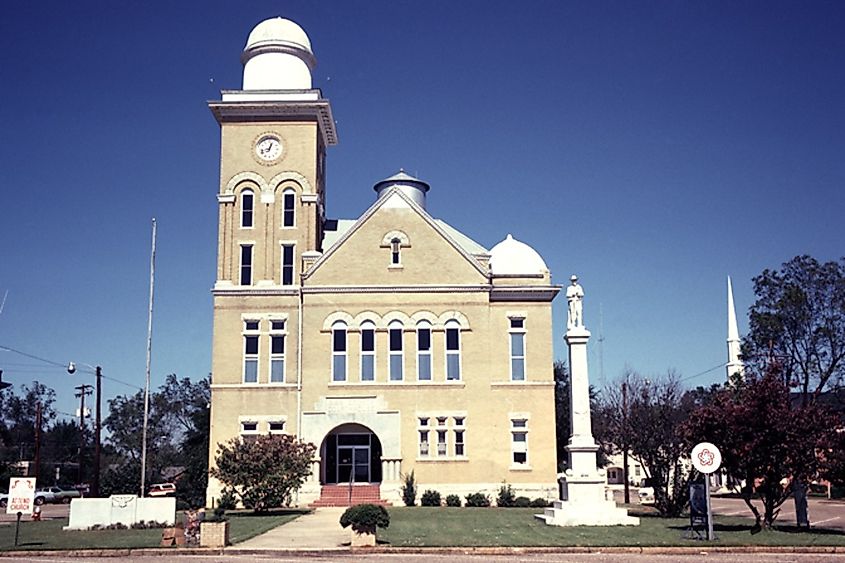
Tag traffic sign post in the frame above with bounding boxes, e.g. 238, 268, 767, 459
691, 442, 722, 541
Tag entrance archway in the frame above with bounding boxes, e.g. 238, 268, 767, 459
321, 423, 383, 484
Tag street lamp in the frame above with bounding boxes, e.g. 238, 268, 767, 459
67, 362, 102, 497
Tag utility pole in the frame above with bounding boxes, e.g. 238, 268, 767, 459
34, 402, 42, 483
622, 381, 630, 505
74, 384, 93, 485
94, 366, 102, 498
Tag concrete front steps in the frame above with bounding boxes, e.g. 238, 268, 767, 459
309, 484, 391, 507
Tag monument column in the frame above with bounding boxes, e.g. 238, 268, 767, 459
540, 275, 639, 527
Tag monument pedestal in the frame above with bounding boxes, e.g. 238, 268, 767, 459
540, 324, 639, 527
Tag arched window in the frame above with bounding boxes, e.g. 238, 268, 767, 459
241, 188, 254, 228
332, 321, 347, 382
416, 320, 432, 381
445, 319, 461, 381
281, 189, 296, 228
360, 320, 376, 381
390, 237, 401, 265
388, 320, 404, 381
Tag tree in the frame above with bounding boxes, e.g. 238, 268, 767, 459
744, 255, 845, 404
684, 367, 836, 528
211, 434, 315, 512
602, 371, 695, 517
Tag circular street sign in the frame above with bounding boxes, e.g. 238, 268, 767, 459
691, 442, 722, 474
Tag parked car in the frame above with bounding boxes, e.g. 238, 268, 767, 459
0, 493, 7, 508
33, 489, 58, 505
148, 483, 176, 497
637, 486, 655, 505
41, 486, 82, 504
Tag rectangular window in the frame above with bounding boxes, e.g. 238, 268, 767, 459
509, 318, 526, 381
241, 191, 254, 228
270, 334, 285, 383
243, 320, 259, 383
240, 420, 258, 443
417, 326, 431, 381
437, 430, 447, 456
360, 326, 375, 381
268, 421, 285, 433
332, 325, 347, 382
419, 430, 429, 456
511, 418, 528, 465
454, 430, 465, 456
389, 325, 403, 381
240, 245, 253, 285
282, 191, 295, 227
445, 325, 460, 380
281, 244, 295, 286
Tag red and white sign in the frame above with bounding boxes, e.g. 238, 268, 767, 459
691, 442, 722, 474
7, 477, 36, 515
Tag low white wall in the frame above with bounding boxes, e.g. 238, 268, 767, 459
65, 495, 176, 530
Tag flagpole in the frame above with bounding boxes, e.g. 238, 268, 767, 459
140, 218, 157, 497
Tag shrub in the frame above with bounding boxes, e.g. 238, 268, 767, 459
420, 489, 441, 506
217, 488, 237, 510
339, 503, 390, 534
445, 494, 461, 507
530, 497, 551, 508
496, 483, 516, 507
465, 492, 491, 507
400, 470, 417, 506
514, 496, 531, 507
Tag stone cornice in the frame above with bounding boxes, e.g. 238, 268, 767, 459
208, 99, 337, 146
302, 285, 491, 294
490, 286, 561, 302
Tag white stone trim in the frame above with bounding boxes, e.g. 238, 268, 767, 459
269, 171, 313, 195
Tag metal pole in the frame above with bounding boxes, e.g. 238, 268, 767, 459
94, 366, 102, 497
141, 218, 157, 497
622, 381, 630, 504
74, 384, 92, 485
705, 472, 714, 540
33, 402, 41, 483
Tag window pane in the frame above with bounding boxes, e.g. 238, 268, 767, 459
242, 193, 253, 227
361, 329, 375, 352
389, 328, 403, 350
270, 359, 284, 382
446, 328, 459, 350
514, 452, 527, 464
245, 320, 259, 331
269, 422, 284, 432
418, 354, 431, 380
244, 335, 259, 355
240, 246, 252, 285
333, 329, 346, 352
510, 318, 524, 329
361, 355, 374, 381
514, 432, 527, 442
283, 192, 295, 227
282, 245, 294, 285
244, 359, 257, 383
511, 358, 525, 380
271, 320, 285, 331
417, 329, 430, 351
447, 354, 460, 380
333, 355, 346, 381
271, 335, 285, 354
511, 333, 524, 356
390, 355, 403, 380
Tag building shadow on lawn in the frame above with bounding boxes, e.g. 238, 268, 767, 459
228, 509, 310, 518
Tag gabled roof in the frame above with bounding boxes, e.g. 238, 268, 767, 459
306, 187, 490, 280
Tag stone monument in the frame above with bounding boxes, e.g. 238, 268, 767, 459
540, 275, 639, 526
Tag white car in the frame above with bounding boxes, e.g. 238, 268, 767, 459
148, 483, 176, 497
638, 487, 655, 505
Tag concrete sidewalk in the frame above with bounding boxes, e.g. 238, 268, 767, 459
236, 507, 349, 550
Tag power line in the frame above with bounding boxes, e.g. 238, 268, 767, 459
680, 362, 727, 384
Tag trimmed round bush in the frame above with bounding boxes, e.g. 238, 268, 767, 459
514, 496, 531, 507
445, 494, 461, 507
420, 489, 441, 507
530, 497, 551, 508
339, 503, 390, 534
465, 492, 491, 507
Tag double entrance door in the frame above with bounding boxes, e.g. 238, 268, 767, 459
337, 433, 371, 484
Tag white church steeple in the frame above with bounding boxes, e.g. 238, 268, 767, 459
726, 276, 745, 381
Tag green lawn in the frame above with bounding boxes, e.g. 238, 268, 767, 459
0, 509, 307, 551
380, 507, 845, 547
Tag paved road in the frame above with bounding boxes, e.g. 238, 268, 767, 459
709, 496, 844, 531
0, 503, 69, 523
5, 553, 845, 562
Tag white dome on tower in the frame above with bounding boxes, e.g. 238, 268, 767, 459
241, 17, 316, 90
489, 234, 548, 275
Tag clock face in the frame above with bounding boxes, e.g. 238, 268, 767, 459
255, 135, 283, 161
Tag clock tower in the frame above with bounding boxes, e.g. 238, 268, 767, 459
209, 16, 337, 290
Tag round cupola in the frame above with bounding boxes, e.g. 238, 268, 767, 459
489, 234, 549, 275
241, 17, 316, 90
373, 170, 431, 209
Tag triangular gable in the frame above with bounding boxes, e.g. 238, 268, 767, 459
304, 187, 489, 282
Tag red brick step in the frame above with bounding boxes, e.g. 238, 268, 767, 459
310, 484, 390, 507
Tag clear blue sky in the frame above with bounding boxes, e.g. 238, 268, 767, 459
1, 1, 843, 420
